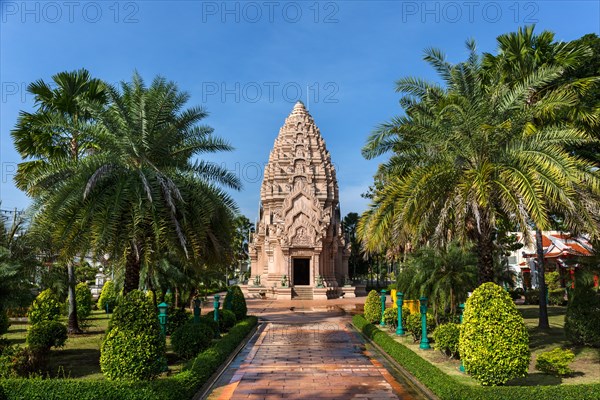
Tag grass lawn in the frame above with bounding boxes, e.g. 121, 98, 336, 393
381, 304, 599, 386
4, 310, 189, 379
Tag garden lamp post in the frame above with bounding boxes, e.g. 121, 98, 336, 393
380, 289, 387, 326
459, 303, 465, 372
193, 297, 202, 324
396, 292, 405, 335
213, 294, 220, 337
158, 302, 169, 336
419, 296, 431, 350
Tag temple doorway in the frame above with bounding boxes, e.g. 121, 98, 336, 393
293, 258, 310, 285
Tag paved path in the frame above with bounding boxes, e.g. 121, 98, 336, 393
205, 300, 419, 400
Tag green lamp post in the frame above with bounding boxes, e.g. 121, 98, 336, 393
193, 297, 202, 324
419, 296, 431, 350
213, 294, 220, 337
158, 302, 169, 336
396, 292, 405, 335
459, 303, 465, 372
379, 289, 387, 326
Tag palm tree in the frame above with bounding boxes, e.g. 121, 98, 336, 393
483, 25, 600, 328
359, 40, 600, 285
11, 69, 107, 333
396, 242, 477, 319
28, 73, 241, 295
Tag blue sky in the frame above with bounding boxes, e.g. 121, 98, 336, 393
1, 1, 599, 221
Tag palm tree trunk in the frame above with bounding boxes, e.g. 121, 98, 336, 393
477, 233, 495, 284
123, 248, 141, 294
535, 229, 550, 329
67, 262, 82, 334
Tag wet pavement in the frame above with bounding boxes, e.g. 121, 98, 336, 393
203, 297, 421, 400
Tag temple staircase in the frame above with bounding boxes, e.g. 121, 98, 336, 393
292, 286, 313, 300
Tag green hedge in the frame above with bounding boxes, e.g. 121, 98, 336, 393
0, 316, 258, 400
352, 314, 600, 400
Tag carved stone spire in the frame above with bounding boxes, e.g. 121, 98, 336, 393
249, 102, 348, 300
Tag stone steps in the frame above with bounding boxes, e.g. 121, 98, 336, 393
292, 286, 313, 300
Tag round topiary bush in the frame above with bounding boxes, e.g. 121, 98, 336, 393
171, 322, 214, 359
383, 307, 397, 327
213, 309, 236, 332
459, 282, 530, 386
100, 326, 166, 381
26, 320, 67, 353
432, 322, 460, 359
108, 290, 157, 332
364, 290, 382, 324
166, 307, 192, 335
75, 282, 93, 322
227, 285, 247, 320
405, 312, 436, 342
28, 289, 61, 325
98, 281, 118, 313
100, 290, 165, 381
565, 285, 600, 347
201, 314, 219, 334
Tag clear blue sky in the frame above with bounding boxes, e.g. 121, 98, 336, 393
1, 1, 599, 221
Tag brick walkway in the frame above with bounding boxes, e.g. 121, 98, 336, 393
205, 305, 416, 400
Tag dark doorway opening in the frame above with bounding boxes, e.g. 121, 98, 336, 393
293, 258, 310, 285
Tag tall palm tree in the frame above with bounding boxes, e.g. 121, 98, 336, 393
483, 25, 600, 328
11, 69, 107, 333
359, 40, 600, 285
28, 73, 241, 294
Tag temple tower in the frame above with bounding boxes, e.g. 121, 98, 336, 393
248, 102, 349, 300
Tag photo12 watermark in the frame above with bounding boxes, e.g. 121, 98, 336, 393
201, 81, 339, 104
400, 1, 539, 24
200, 1, 340, 23
1, 1, 140, 24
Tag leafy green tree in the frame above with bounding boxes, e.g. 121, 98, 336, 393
483, 26, 600, 328
359, 39, 600, 285
11, 69, 107, 334
0, 211, 37, 317
23, 73, 241, 295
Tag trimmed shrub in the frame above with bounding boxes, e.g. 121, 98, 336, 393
0, 346, 35, 378
75, 282, 93, 322
98, 281, 118, 313
548, 288, 566, 306
26, 321, 67, 353
100, 327, 166, 381
353, 314, 600, 400
535, 348, 575, 377
108, 290, 158, 332
100, 290, 165, 381
401, 306, 411, 328
166, 307, 191, 336
208, 309, 236, 332
201, 314, 219, 334
405, 313, 436, 342
28, 289, 61, 325
524, 289, 540, 305
229, 285, 247, 320
383, 307, 397, 327
171, 322, 213, 359
432, 322, 460, 359
0, 308, 9, 335
565, 285, 600, 347
364, 290, 382, 324
459, 282, 530, 386
0, 317, 258, 399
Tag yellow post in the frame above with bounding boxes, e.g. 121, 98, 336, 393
391, 289, 397, 308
